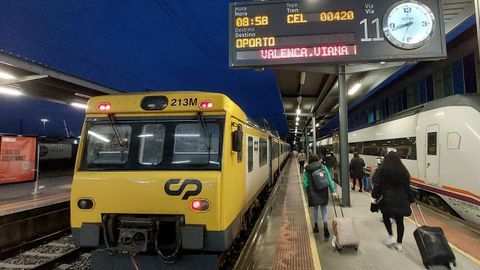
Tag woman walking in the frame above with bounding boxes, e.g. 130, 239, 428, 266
303, 154, 338, 239
372, 151, 415, 252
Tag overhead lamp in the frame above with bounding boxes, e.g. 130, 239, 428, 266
316, 123, 319, 127
0, 71, 15, 80
348, 83, 362, 96
296, 116, 300, 121
71, 102, 88, 109
0, 86, 22, 96
295, 122, 298, 126
296, 108, 301, 115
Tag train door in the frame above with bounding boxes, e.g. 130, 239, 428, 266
268, 136, 273, 185
426, 125, 440, 184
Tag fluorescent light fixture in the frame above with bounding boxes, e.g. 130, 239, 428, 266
40, 118, 49, 123
296, 116, 300, 121
380, 61, 386, 65
175, 134, 200, 137
138, 134, 154, 138
348, 83, 362, 96
0, 71, 15, 80
316, 123, 319, 127
296, 108, 301, 115
71, 102, 88, 109
295, 122, 298, 126
0, 86, 22, 96
88, 130, 110, 143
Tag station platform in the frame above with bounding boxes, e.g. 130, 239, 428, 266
250, 158, 480, 270
0, 176, 71, 216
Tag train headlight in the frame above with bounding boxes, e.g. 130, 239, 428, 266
77, 198, 94, 210
191, 199, 210, 212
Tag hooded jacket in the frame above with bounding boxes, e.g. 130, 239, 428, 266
303, 161, 336, 206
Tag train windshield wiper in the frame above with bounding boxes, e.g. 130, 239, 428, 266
197, 112, 212, 162
108, 114, 127, 147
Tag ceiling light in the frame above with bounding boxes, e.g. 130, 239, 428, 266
348, 83, 362, 96
0, 71, 15, 80
380, 61, 386, 65
0, 86, 22, 96
296, 116, 299, 121
296, 108, 301, 115
295, 122, 298, 126
71, 102, 88, 109
316, 123, 319, 127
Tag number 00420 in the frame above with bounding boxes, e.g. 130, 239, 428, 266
320, 11, 354, 22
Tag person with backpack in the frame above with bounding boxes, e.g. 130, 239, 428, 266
303, 154, 338, 239
371, 151, 415, 252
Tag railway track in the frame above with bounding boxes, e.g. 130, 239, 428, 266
0, 234, 85, 270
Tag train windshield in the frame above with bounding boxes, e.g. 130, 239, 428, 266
80, 117, 223, 171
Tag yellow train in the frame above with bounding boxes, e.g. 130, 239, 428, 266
70, 91, 289, 262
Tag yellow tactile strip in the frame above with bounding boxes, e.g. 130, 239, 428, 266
273, 160, 316, 270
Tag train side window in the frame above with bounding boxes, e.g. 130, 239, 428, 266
447, 132, 461, 150
427, 132, 437, 155
248, 137, 253, 172
259, 138, 267, 167
139, 124, 165, 165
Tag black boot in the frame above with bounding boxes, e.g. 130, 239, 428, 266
323, 224, 330, 239
313, 223, 319, 233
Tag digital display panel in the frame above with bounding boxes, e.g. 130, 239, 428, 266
229, 0, 446, 68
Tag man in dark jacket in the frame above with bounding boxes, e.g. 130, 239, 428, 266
349, 152, 365, 192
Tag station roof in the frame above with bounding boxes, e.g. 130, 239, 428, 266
280, 0, 475, 137
0, 52, 120, 106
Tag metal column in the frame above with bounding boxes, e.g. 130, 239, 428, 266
338, 65, 350, 207
312, 117, 316, 155
475, 0, 480, 51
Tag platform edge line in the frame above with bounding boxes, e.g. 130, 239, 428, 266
296, 160, 322, 270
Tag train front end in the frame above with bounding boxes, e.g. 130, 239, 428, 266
70, 92, 243, 262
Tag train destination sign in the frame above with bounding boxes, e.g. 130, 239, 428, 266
229, 0, 446, 68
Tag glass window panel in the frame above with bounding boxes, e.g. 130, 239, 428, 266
259, 138, 267, 167
139, 124, 165, 165
463, 53, 478, 93
434, 70, 444, 99
86, 124, 131, 165
426, 75, 435, 101
427, 132, 437, 155
418, 79, 427, 103
442, 66, 453, 97
452, 60, 465, 95
173, 123, 220, 165
248, 137, 253, 172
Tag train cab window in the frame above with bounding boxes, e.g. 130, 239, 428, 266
138, 124, 165, 165
248, 137, 253, 172
85, 124, 132, 165
173, 123, 220, 165
259, 138, 267, 167
427, 132, 437, 155
447, 132, 461, 150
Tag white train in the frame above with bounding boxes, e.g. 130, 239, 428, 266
318, 94, 480, 225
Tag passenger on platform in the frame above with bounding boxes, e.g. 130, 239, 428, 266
303, 154, 338, 239
349, 152, 365, 192
323, 150, 336, 180
298, 150, 307, 173
372, 151, 415, 252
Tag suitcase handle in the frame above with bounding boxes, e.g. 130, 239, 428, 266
331, 193, 344, 218
410, 203, 427, 227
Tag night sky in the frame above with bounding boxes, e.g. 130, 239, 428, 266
0, 0, 287, 137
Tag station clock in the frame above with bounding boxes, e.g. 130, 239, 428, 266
383, 0, 435, 50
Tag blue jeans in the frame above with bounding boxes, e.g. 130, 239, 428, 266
364, 176, 372, 191
312, 205, 328, 225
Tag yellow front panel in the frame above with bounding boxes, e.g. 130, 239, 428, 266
70, 171, 222, 230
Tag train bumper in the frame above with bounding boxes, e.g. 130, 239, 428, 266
72, 215, 240, 252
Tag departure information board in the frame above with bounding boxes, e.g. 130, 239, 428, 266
229, 0, 446, 68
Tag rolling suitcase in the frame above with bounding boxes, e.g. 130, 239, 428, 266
411, 204, 456, 269
331, 195, 359, 252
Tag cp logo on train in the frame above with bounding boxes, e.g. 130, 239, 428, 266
164, 179, 203, 200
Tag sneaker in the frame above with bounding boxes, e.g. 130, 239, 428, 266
359, 189, 363, 192
386, 235, 396, 246
393, 243, 403, 252
313, 223, 319, 233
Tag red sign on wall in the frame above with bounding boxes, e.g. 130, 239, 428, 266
0, 136, 36, 184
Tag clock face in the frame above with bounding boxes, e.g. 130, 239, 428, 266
383, 0, 435, 50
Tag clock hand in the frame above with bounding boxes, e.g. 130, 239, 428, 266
392, 21, 414, 31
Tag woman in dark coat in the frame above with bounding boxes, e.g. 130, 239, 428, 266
372, 151, 415, 252
349, 152, 365, 192
303, 154, 338, 239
